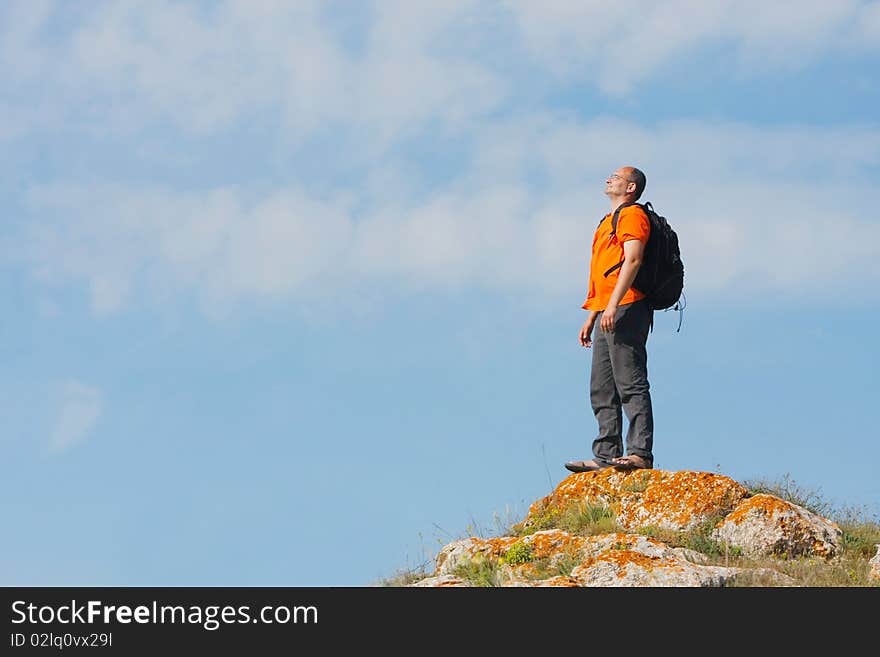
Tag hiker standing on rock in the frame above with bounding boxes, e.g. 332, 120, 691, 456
565, 166, 654, 473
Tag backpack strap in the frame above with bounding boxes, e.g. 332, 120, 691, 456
603, 261, 624, 277
602, 201, 642, 277
609, 201, 641, 236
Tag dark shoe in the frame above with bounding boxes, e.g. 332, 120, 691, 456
564, 459, 611, 473
610, 455, 651, 471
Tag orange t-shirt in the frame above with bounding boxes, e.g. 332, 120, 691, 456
582, 204, 651, 311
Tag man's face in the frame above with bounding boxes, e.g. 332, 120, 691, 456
605, 168, 634, 197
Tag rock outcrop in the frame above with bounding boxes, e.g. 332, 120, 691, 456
413, 528, 759, 587
711, 494, 842, 558
518, 469, 748, 533
411, 468, 843, 587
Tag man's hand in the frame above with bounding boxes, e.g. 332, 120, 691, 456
600, 304, 617, 332
579, 315, 597, 348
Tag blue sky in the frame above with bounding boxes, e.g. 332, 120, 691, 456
2, 1, 879, 586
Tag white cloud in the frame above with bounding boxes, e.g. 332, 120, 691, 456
4, 4, 879, 314
48, 381, 104, 454
22, 184, 355, 316
66, 1, 336, 133
1, 1, 876, 144
853, 1, 880, 45
0, 0, 505, 147
0, 0, 53, 82
354, 185, 534, 290
19, 117, 880, 314
502, 0, 873, 94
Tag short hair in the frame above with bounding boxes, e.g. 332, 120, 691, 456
628, 167, 647, 200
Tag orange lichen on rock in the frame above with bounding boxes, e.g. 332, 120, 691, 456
582, 532, 667, 552
521, 469, 748, 533
711, 494, 842, 558
423, 528, 750, 587
617, 471, 748, 531
503, 575, 582, 587
549, 468, 667, 507
531, 576, 581, 587
432, 529, 684, 583
437, 530, 593, 576
520, 531, 579, 559
593, 550, 672, 572
571, 549, 686, 585
723, 493, 798, 525
520, 468, 669, 529
478, 530, 591, 561
479, 536, 519, 557
435, 578, 467, 587
415, 468, 856, 587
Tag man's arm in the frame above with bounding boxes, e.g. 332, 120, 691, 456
599, 238, 645, 332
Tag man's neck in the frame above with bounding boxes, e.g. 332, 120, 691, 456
608, 195, 636, 213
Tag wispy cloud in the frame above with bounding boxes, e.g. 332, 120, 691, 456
19, 117, 880, 314
5, 3, 880, 316
0, 0, 505, 146
502, 0, 877, 94
48, 380, 104, 454
2, 1, 877, 143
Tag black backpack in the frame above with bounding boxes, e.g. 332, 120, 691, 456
603, 201, 685, 328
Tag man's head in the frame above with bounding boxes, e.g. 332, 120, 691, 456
605, 166, 647, 201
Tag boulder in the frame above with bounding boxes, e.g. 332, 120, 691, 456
409, 470, 852, 587
616, 470, 748, 531
710, 494, 842, 558
518, 468, 748, 533
419, 528, 764, 588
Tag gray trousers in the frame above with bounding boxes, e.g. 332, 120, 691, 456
590, 299, 654, 467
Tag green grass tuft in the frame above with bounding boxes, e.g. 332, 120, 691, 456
452, 558, 501, 587
523, 547, 583, 581
502, 542, 534, 566
742, 472, 831, 517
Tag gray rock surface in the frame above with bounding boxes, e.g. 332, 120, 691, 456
711, 494, 842, 558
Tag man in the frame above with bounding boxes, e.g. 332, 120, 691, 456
565, 166, 654, 472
